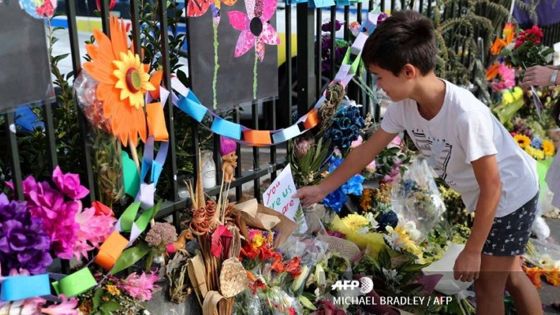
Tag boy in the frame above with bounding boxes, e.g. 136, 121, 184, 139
295, 11, 543, 314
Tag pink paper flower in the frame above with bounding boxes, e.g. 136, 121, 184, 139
228, 0, 280, 61
119, 272, 159, 301
41, 295, 79, 315
73, 206, 116, 260
21, 176, 80, 260
52, 166, 89, 200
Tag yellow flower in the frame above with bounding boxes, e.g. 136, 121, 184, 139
543, 140, 556, 157
341, 214, 369, 230
106, 284, 121, 296
113, 51, 154, 109
514, 134, 531, 149
533, 149, 545, 160
331, 215, 385, 257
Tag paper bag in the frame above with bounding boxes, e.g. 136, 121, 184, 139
233, 198, 297, 247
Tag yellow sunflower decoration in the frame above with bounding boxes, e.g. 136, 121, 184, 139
83, 17, 155, 147
514, 134, 531, 149
542, 139, 556, 157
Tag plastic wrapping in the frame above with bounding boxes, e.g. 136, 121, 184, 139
73, 71, 111, 132
391, 158, 447, 241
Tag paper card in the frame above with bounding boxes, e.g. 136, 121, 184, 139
262, 164, 300, 221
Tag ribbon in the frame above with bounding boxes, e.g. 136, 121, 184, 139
0, 274, 51, 301
52, 268, 97, 297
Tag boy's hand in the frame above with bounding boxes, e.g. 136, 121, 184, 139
294, 185, 327, 208
453, 249, 481, 282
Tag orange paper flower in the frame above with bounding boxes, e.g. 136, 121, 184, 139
84, 17, 155, 147
490, 38, 507, 55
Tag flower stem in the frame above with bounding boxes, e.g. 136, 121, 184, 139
253, 50, 258, 100
212, 22, 220, 109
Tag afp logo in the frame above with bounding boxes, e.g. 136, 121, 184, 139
331, 277, 374, 294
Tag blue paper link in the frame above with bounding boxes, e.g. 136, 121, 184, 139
151, 142, 168, 183
187, 90, 202, 105
0, 274, 51, 301
336, 0, 350, 5
178, 96, 207, 122
211, 117, 242, 140
140, 137, 155, 181
313, 0, 335, 8
272, 124, 302, 143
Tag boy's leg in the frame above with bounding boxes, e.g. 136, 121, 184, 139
505, 256, 543, 315
475, 254, 516, 314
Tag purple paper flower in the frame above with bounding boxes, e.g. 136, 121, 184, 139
52, 166, 89, 200
0, 194, 52, 275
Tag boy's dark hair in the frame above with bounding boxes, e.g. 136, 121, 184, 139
362, 10, 437, 76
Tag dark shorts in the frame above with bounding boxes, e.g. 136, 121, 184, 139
482, 193, 539, 256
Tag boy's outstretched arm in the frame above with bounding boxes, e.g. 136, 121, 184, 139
295, 128, 397, 207
454, 154, 502, 282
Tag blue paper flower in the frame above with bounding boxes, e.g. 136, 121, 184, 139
325, 104, 365, 150
323, 188, 347, 213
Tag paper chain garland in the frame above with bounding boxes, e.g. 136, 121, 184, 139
173, 31, 369, 146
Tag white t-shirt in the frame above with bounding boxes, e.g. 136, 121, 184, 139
381, 80, 538, 217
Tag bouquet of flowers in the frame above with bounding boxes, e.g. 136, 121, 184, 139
390, 158, 446, 241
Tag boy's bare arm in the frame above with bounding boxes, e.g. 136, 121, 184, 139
466, 155, 502, 254
318, 128, 397, 194
295, 128, 397, 207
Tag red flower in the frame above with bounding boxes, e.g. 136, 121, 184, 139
515, 25, 544, 48
284, 257, 302, 277
271, 257, 285, 273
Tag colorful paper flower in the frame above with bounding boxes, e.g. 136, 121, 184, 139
83, 17, 155, 147
73, 206, 116, 260
187, 0, 237, 17
119, 272, 159, 301
52, 166, 89, 200
19, 173, 80, 260
228, 0, 280, 61
0, 194, 52, 275
19, 0, 57, 19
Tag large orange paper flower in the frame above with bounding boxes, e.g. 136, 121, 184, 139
84, 17, 155, 147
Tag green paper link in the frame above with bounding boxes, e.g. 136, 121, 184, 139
121, 151, 140, 197
110, 242, 151, 275
341, 47, 362, 75
52, 268, 97, 297
119, 201, 141, 233
135, 202, 161, 233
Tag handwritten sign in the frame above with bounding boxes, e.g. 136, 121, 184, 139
263, 164, 300, 221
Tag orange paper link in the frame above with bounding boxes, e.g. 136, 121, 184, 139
94, 231, 129, 270
303, 109, 320, 129
243, 129, 272, 145
146, 102, 169, 141
149, 70, 163, 99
